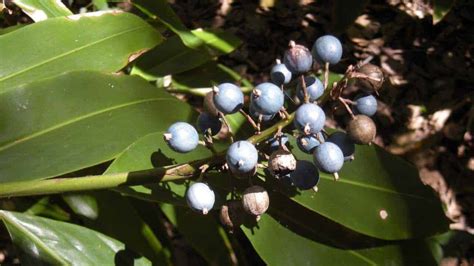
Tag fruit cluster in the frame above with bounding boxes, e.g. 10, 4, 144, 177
163, 35, 384, 230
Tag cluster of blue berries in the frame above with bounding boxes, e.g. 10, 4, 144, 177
162, 34, 384, 229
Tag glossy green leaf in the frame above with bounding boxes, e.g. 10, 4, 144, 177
0, 24, 24, 35
106, 132, 215, 205
433, 0, 454, 24
160, 203, 234, 265
191, 29, 241, 55
63, 192, 170, 264
0, 11, 162, 91
92, 0, 109, 10
0, 210, 151, 265
172, 62, 252, 89
132, 29, 241, 78
0, 71, 193, 183
242, 213, 439, 265
279, 135, 448, 240
132, 0, 203, 49
331, 0, 369, 33
13, 0, 72, 22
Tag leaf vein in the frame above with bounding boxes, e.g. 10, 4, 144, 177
0, 25, 147, 85
0, 97, 172, 152
320, 175, 432, 201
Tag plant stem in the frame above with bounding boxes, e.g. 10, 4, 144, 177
323, 62, 329, 89
239, 109, 259, 133
338, 97, 355, 119
300, 75, 309, 103
0, 113, 296, 198
248, 112, 294, 144
0, 162, 205, 198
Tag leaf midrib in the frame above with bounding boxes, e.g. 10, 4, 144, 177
319, 174, 433, 202
0, 212, 68, 264
0, 24, 147, 87
201, 34, 236, 53
0, 97, 174, 152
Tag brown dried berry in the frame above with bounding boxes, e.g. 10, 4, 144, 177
356, 64, 384, 93
347, 115, 377, 145
242, 186, 270, 220
203, 91, 219, 116
269, 148, 297, 178
220, 200, 245, 233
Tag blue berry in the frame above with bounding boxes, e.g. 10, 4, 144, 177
164, 122, 199, 153
297, 76, 324, 102
186, 182, 215, 215
213, 83, 244, 114
251, 83, 284, 115
289, 160, 320, 190
226, 141, 259, 175
327, 132, 355, 161
283, 41, 313, 74
354, 94, 377, 117
197, 112, 222, 136
294, 103, 326, 135
297, 132, 324, 154
312, 35, 343, 65
266, 134, 289, 151
313, 142, 344, 173
271, 63, 292, 85
249, 103, 274, 122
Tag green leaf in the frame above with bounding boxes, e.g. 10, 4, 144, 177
0, 71, 193, 183
172, 62, 252, 89
331, 0, 369, 33
132, 0, 203, 49
132, 29, 241, 78
0, 24, 24, 35
191, 29, 241, 55
433, 0, 454, 24
92, 0, 109, 11
106, 132, 215, 205
280, 135, 448, 240
13, 0, 72, 22
0, 210, 151, 265
242, 214, 439, 265
0, 11, 162, 91
160, 203, 234, 265
63, 191, 170, 264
